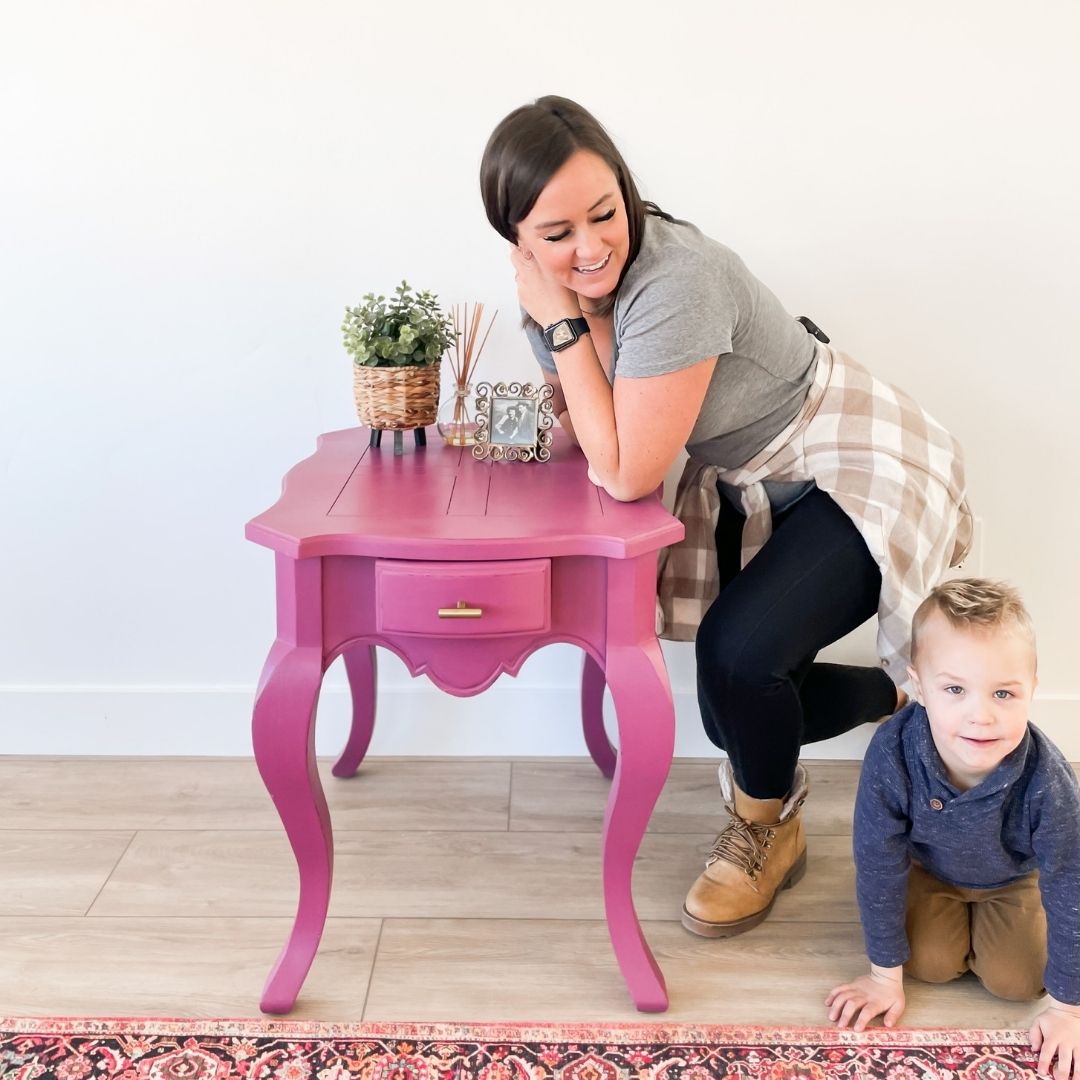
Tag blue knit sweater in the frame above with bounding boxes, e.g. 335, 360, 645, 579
854, 702, 1080, 1003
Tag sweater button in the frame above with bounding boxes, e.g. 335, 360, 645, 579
930, 798, 944, 810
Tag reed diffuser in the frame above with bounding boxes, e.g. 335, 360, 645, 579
437, 302, 497, 446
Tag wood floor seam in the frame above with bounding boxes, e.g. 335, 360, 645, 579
360, 918, 386, 1021
79, 830, 137, 917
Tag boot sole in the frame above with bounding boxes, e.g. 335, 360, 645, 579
680, 849, 807, 939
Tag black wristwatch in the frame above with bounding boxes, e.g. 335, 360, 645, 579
542, 316, 591, 352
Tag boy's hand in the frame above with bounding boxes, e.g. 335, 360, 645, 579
826, 966, 906, 1031
1031, 998, 1080, 1080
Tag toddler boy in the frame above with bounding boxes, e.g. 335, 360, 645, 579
826, 579, 1080, 1080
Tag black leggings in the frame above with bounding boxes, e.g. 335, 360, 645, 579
695, 486, 897, 799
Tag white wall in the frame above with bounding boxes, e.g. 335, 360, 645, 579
2, 0, 1078, 758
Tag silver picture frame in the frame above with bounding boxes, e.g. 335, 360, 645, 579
472, 382, 555, 462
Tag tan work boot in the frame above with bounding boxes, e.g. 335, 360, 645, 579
681, 761, 808, 938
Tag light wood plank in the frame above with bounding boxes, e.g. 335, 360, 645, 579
0, 758, 511, 832
89, 830, 857, 923
0, 917, 379, 1019
510, 761, 861, 835
364, 917, 1042, 1027
0, 831, 133, 916
90, 829, 616, 919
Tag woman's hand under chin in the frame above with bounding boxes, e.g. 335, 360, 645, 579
510, 244, 581, 329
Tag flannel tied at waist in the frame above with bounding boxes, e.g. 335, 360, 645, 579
656, 344, 973, 689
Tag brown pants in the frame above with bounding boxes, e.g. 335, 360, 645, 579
905, 863, 1047, 1001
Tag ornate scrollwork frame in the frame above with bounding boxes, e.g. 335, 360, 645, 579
472, 382, 555, 462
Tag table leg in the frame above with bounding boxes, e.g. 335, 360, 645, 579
581, 652, 616, 779
252, 556, 333, 1015
332, 644, 378, 778
602, 555, 675, 1013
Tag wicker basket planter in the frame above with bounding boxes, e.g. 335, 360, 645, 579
353, 361, 442, 431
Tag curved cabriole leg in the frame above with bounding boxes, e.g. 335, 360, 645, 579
332, 644, 378, 778
601, 554, 675, 1013
581, 651, 616, 779
253, 555, 333, 1015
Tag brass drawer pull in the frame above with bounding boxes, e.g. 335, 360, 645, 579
437, 600, 483, 619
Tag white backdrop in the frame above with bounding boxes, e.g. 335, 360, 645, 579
2, 0, 1078, 758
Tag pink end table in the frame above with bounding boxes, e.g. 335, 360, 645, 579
246, 425, 684, 1013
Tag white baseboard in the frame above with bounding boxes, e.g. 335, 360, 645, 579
2, 684, 1077, 762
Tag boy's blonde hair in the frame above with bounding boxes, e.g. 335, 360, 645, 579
911, 578, 1036, 663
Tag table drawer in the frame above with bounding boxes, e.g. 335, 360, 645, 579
374, 559, 551, 637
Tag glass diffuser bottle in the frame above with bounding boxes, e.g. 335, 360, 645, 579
437, 302, 496, 447
437, 381, 478, 446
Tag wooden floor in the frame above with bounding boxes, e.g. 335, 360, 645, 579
0, 755, 1063, 1026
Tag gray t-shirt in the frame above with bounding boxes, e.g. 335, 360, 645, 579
525, 214, 818, 508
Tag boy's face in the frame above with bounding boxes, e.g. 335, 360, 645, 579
908, 611, 1037, 791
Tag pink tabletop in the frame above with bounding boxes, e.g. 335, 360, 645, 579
246, 426, 683, 560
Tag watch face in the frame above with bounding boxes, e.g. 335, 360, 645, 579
551, 322, 574, 348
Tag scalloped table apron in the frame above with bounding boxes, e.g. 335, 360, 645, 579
245, 426, 685, 1013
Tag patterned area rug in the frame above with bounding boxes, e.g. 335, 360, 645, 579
0, 1018, 1038, 1080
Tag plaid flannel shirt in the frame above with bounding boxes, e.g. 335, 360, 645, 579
656, 344, 973, 689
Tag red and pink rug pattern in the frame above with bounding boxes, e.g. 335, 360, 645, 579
0, 1018, 1039, 1080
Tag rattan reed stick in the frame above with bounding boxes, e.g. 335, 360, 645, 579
451, 301, 496, 387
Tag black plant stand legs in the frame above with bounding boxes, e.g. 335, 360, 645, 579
369, 427, 428, 455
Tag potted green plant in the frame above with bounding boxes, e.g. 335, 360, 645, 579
342, 281, 454, 437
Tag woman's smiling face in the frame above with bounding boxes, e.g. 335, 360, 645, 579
515, 149, 629, 305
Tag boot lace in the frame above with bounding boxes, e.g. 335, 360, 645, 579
705, 809, 776, 893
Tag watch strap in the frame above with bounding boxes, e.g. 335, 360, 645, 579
543, 316, 591, 352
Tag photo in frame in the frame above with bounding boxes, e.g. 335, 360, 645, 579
472, 382, 555, 462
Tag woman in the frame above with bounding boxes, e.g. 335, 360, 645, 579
480, 96, 971, 938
